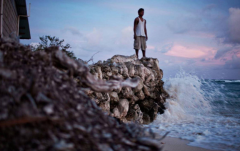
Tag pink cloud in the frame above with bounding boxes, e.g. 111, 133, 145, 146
187, 31, 215, 38
165, 44, 207, 58
229, 8, 240, 43
237, 52, 240, 57
147, 45, 155, 50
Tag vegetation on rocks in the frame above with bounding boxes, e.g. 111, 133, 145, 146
31, 35, 77, 59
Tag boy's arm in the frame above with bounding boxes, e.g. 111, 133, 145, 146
133, 18, 138, 40
144, 20, 148, 41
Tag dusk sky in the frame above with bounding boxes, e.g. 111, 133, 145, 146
22, 0, 240, 79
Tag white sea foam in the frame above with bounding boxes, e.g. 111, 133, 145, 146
214, 79, 240, 83
150, 69, 240, 151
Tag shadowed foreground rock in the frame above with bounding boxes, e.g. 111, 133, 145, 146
87, 55, 169, 124
0, 39, 164, 151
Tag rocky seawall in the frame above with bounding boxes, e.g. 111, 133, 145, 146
86, 55, 169, 124
0, 38, 166, 151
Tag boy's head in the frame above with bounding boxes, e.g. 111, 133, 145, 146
138, 8, 144, 16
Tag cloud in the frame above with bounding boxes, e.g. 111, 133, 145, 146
165, 44, 206, 58
62, 27, 83, 36
214, 47, 233, 59
186, 59, 196, 64
167, 17, 201, 34
147, 45, 155, 50
161, 43, 174, 53
166, 5, 240, 49
166, 4, 218, 34
215, 8, 240, 45
202, 4, 216, 12
228, 8, 240, 44
119, 26, 133, 46
85, 28, 102, 46
224, 55, 240, 69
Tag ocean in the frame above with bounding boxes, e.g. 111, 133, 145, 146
149, 71, 240, 151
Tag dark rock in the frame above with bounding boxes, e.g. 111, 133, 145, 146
142, 113, 151, 124
126, 104, 143, 124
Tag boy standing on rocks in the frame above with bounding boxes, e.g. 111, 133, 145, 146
133, 8, 148, 59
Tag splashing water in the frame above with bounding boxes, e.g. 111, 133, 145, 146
150, 69, 240, 151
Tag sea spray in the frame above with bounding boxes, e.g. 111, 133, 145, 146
160, 69, 212, 121
150, 69, 240, 151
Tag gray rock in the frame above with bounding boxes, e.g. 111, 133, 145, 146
121, 87, 134, 99
112, 107, 120, 118
125, 62, 135, 77
143, 85, 151, 97
133, 76, 143, 93
136, 90, 145, 100
87, 54, 169, 124
118, 99, 129, 118
109, 92, 119, 102
99, 100, 110, 114
111, 54, 137, 63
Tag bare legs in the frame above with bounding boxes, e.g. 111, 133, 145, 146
135, 49, 139, 59
135, 49, 146, 59
142, 50, 146, 58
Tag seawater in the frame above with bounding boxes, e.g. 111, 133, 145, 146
149, 70, 240, 151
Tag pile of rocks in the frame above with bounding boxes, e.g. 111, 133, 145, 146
87, 54, 169, 124
0, 39, 164, 151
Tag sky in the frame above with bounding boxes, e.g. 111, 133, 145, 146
22, 0, 240, 79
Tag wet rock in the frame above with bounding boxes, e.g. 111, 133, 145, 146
139, 99, 154, 112
149, 102, 159, 121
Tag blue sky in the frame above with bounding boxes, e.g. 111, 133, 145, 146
22, 0, 240, 79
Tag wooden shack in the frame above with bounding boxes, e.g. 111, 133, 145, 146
0, 0, 31, 40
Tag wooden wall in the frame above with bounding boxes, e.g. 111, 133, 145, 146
2, 0, 18, 38
0, 2, 2, 37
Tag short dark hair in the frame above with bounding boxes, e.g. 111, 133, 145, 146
138, 8, 144, 14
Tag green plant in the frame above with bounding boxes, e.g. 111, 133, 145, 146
33, 35, 76, 59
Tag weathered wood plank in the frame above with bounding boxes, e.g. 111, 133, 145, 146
2, 0, 18, 37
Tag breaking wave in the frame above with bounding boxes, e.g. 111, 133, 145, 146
214, 79, 240, 83
150, 69, 240, 151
